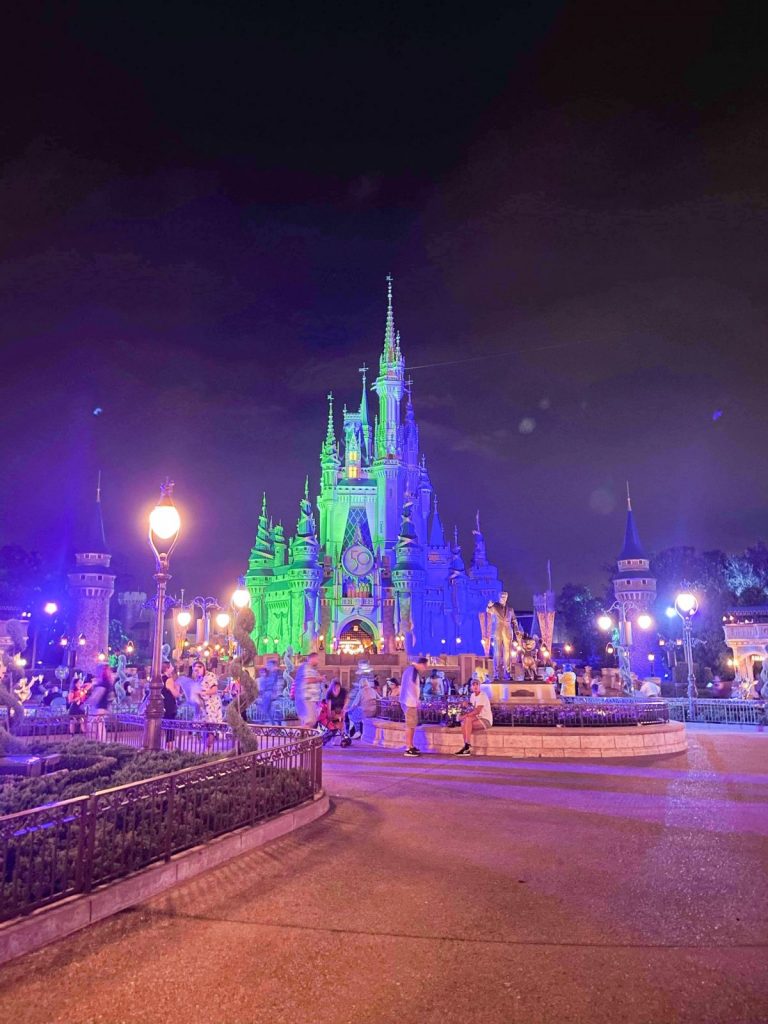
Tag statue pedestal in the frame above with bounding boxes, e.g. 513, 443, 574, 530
487, 681, 557, 703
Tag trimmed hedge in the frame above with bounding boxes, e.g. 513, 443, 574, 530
0, 742, 211, 815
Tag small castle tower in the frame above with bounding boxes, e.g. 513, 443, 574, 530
613, 485, 656, 618
67, 474, 115, 675
613, 487, 657, 685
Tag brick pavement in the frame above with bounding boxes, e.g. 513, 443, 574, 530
0, 728, 766, 1024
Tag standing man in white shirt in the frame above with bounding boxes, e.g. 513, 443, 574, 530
400, 656, 429, 757
455, 677, 493, 756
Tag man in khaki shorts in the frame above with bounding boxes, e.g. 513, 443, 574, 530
400, 656, 428, 757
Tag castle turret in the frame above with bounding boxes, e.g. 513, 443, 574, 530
67, 474, 115, 675
613, 486, 656, 613
429, 493, 447, 547
273, 522, 286, 567
290, 479, 324, 652
613, 486, 657, 684
470, 510, 488, 570
246, 493, 274, 653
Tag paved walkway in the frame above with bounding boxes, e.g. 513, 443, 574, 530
1, 729, 767, 1024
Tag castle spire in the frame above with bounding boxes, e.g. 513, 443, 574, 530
358, 365, 369, 425
429, 493, 446, 546
383, 273, 396, 362
618, 483, 645, 561
82, 470, 108, 553
325, 392, 335, 445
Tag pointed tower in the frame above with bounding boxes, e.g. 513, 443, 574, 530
289, 480, 323, 652
358, 363, 372, 463
319, 391, 341, 547
613, 486, 656, 612
429, 493, 447, 547
371, 275, 407, 551
613, 485, 657, 681
246, 493, 275, 654
67, 473, 116, 675
470, 510, 488, 570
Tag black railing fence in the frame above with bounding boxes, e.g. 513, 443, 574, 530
0, 720, 322, 922
373, 697, 670, 728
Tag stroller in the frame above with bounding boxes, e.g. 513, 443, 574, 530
317, 699, 353, 747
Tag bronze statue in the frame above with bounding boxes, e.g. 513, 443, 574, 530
486, 592, 517, 680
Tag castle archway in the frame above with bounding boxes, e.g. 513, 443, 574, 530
337, 618, 377, 655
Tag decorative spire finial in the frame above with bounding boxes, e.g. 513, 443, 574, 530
325, 391, 335, 442
96, 469, 102, 503
261, 491, 267, 516
475, 509, 481, 532
383, 274, 396, 360
626, 481, 632, 511
304, 475, 309, 501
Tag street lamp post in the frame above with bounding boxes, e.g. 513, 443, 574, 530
30, 601, 59, 672
59, 631, 87, 675
192, 596, 220, 643
231, 577, 251, 659
674, 592, 699, 713
144, 480, 181, 750
597, 605, 654, 696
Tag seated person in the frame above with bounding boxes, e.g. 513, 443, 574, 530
455, 678, 493, 756
638, 677, 662, 698
325, 678, 348, 730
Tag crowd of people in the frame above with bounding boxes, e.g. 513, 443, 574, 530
14, 648, 767, 760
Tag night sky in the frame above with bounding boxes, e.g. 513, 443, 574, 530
1, 2, 767, 606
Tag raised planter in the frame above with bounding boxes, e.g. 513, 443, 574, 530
363, 718, 688, 758
0, 792, 329, 965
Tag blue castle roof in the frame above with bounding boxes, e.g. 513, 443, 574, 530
618, 507, 645, 561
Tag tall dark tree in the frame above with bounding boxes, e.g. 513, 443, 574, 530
556, 584, 604, 662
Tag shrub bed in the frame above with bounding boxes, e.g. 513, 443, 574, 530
0, 741, 211, 816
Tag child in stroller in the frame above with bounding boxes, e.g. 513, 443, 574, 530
319, 679, 353, 747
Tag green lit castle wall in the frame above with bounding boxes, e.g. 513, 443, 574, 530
244, 278, 503, 656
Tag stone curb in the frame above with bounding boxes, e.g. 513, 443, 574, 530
363, 719, 688, 758
0, 792, 329, 966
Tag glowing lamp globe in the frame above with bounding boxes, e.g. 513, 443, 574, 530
636, 613, 653, 631
665, 606, 677, 619
97, 651, 106, 662
231, 582, 250, 609
149, 503, 181, 541
597, 614, 613, 632
675, 593, 698, 617
215, 612, 230, 630
43, 601, 58, 615
77, 633, 87, 647
176, 610, 192, 629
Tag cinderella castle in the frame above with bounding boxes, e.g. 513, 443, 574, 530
244, 278, 504, 660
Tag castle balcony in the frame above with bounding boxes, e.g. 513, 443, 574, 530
723, 622, 768, 643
